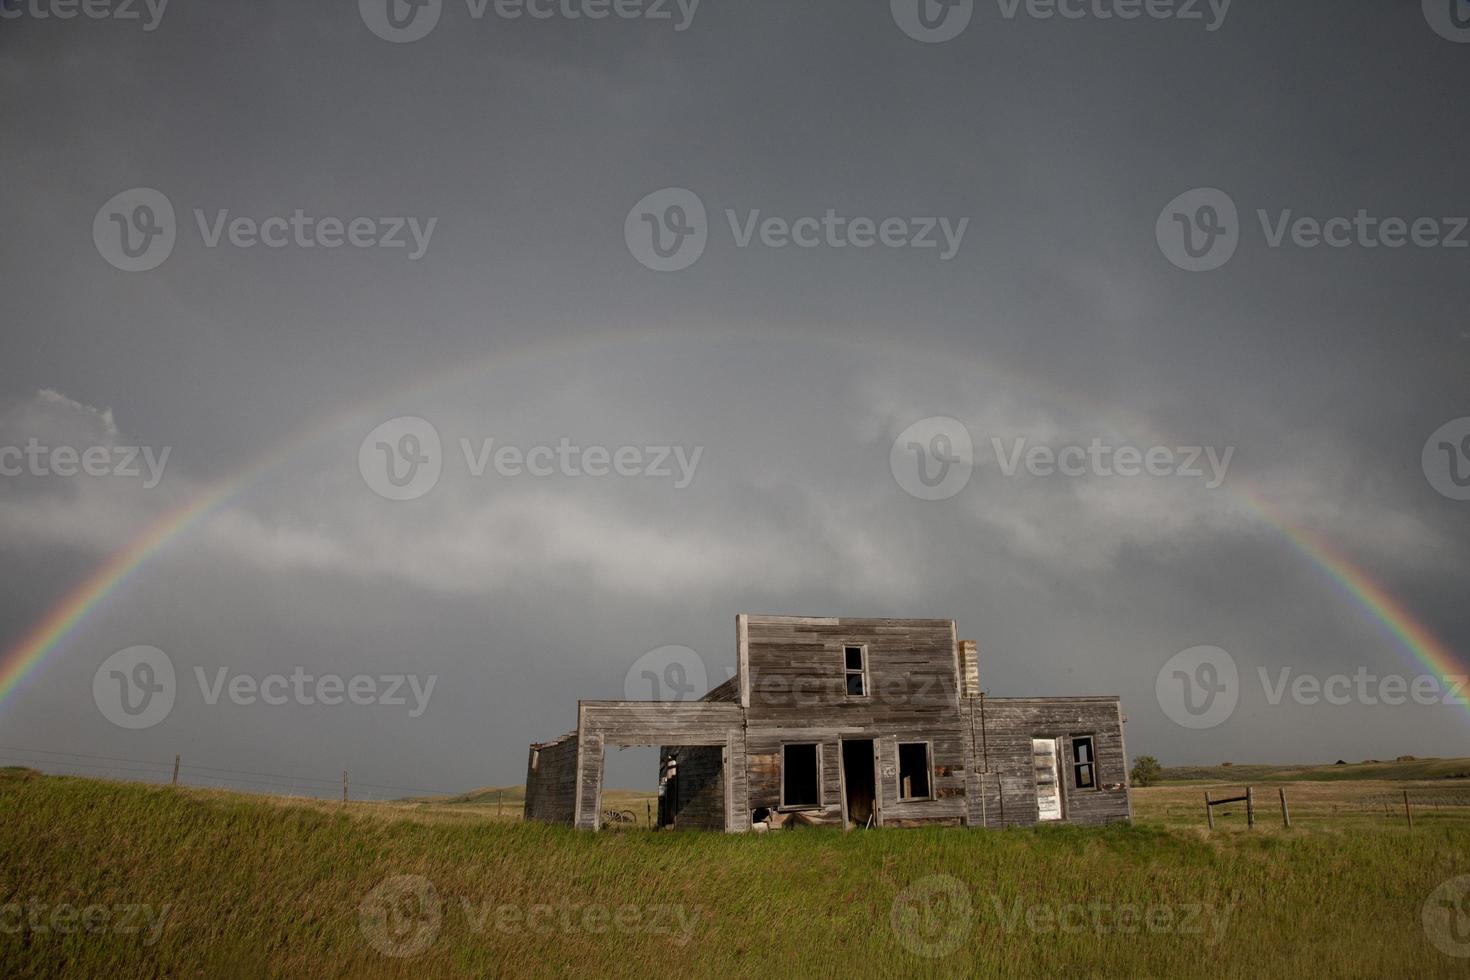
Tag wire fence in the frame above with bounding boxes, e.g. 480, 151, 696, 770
0, 744, 466, 802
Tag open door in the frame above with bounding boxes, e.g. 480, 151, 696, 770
841, 739, 877, 829
1032, 738, 1063, 821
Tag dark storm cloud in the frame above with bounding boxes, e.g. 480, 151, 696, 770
0, 0, 1466, 794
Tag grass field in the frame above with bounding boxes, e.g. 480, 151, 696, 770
3, 766, 1470, 977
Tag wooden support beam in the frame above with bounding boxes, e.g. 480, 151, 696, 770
1205, 790, 1214, 831
1279, 787, 1290, 829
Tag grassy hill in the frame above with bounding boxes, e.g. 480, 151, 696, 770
3, 769, 1470, 977
1157, 756, 1470, 784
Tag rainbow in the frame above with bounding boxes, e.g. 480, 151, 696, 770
1239, 488, 1468, 701
1, 331, 1463, 710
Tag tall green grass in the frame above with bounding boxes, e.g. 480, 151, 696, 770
1, 770, 1466, 978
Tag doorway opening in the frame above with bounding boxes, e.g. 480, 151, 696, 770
841, 739, 877, 829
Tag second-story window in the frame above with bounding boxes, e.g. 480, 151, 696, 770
844, 645, 868, 697
1072, 736, 1097, 790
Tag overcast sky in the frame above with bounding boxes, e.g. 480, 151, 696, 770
1, 0, 1467, 797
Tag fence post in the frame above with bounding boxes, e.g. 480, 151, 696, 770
647, 801, 652, 828
1246, 786, 1255, 828
342, 770, 348, 803
1404, 791, 1413, 829
172, 754, 180, 787
1205, 790, 1214, 831
1279, 787, 1290, 828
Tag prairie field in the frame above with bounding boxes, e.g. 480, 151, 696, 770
2, 766, 1469, 978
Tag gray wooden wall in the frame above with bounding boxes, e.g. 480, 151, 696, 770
574, 701, 746, 831
741, 616, 968, 827
523, 732, 578, 825
960, 697, 1131, 828
660, 744, 726, 830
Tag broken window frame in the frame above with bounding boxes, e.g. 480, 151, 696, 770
779, 742, 823, 810
843, 644, 869, 698
896, 740, 933, 801
1071, 735, 1097, 791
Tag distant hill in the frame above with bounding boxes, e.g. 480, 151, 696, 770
1159, 756, 1470, 783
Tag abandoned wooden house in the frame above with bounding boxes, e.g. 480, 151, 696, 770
523, 615, 1132, 831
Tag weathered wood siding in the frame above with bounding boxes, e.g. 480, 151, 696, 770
740, 616, 968, 827
575, 701, 746, 831
960, 697, 1130, 828
660, 744, 726, 830
523, 732, 578, 825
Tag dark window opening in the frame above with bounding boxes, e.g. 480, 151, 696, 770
898, 742, 931, 800
1072, 736, 1096, 790
844, 645, 867, 697
782, 743, 820, 808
